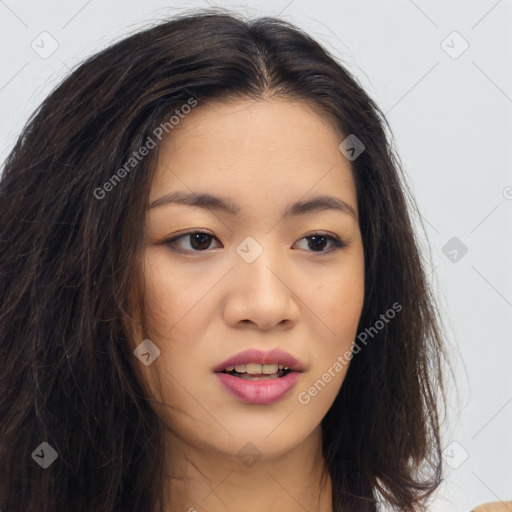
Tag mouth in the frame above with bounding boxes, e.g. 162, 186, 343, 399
213, 348, 305, 374
213, 349, 305, 404
219, 363, 296, 380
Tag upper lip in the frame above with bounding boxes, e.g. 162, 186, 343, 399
213, 348, 305, 373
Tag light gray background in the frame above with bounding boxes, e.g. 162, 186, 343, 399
1, 1, 511, 510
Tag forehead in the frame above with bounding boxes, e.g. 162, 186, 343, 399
150, 97, 357, 212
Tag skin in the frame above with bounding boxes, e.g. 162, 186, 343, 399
472, 503, 512, 512
136, 96, 365, 512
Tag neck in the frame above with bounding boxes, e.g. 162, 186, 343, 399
158, 425, 333, 512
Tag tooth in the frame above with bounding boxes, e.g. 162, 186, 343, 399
246, 363, 262, 374
238, 373, 280, 380
262, 364, 279, 374
229, 363, 286, 374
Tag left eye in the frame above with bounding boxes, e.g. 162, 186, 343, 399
163, 232, 345, 254
294, 234, 345, 253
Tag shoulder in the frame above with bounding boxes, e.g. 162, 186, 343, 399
471, 501, 512, 512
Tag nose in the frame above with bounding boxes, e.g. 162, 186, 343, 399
222, 245, 300, 331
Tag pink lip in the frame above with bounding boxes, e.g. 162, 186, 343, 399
216, 371, 301, 405
213, 348, 305, 405
213, 348, 305, 373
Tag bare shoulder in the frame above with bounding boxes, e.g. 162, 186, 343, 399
471, 501, 512, 512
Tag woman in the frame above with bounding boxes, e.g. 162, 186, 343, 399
0, 8, 451, 512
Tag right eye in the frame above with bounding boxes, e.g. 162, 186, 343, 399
163, 231, 223, 253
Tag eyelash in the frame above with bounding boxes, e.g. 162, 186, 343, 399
163, 230, 347, 255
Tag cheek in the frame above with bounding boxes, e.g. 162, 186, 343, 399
142, 250, 215, 339
139, 254, 210, 411
328, 275, 364, 341
302, 258, 365, 345
140, 252, 216, 402
297, 254, 364, 399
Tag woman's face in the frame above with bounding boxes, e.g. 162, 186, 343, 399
140, 97, 364, 463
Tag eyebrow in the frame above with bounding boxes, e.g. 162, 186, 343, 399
149, 191, 357, 221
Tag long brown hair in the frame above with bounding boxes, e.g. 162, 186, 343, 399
0, 8, 449, 512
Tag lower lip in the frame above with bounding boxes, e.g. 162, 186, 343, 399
215, 371, 301, 405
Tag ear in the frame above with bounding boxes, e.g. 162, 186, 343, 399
471, 501, 512, 512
